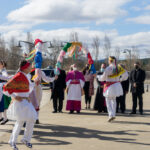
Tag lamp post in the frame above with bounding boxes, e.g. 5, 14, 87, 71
17, 40, 54, 48
123, 49, 132, 71
17, 41, 34, 48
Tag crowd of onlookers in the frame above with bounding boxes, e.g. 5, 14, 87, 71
50, 61, 146, 116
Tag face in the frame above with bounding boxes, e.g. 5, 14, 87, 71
134, 64, 139, 69
35, 42, 43, 51
101, 64, 106, 69
0, 63, 4, 69
24, 64, 32, 74
108, 59, 111, 65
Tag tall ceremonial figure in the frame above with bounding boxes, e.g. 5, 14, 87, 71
97, 56, 128, 122
24, 39, 56, 124
34, 39, 43, 83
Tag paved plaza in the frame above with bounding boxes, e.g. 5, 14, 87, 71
0, 89, 150, 150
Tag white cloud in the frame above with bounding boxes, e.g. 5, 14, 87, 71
131, 6, 141, 11
127, 15, 150, 24
7, 0, 131, 25
144, 5, 150, 10
1, 27, 150, 56
0, 23, 35, 33
113, 31, 150, 48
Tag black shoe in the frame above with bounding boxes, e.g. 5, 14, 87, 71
98, 111, 102, 113
140, 112, 143, 115
23, 122, 26, 127
69, 110, 74, 114
9, 142, 18, 150
121, 111, 125, 114
21, 139, 32, 148
129, 112, 136, 115
77, 111, 80, 114
1, 119, 9, 125
52, 111, 57, 113
36, 119, 40, 124
59, 110, 63, 113
0, 118, 3, 122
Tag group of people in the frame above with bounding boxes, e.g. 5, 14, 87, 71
0, 55, 146, 150
51, 57, 146, 121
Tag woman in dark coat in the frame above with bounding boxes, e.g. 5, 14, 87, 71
94, 63, 107, 113
83, 64, 94, 109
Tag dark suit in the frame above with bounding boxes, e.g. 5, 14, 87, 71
51, 69, 66, 112
130, 68, 146, 113
116, 78, 129, 113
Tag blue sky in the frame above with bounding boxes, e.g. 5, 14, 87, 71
0, 0, 150, 58
0, 0, 149, 35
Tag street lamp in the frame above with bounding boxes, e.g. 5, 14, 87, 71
17, 41, 34, 48
17, 40, 54, 48
123, 49, 132, 71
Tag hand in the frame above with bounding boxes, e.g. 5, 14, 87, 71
15, 96, 23, 102
27, 98, 31, 103
93, 74, 96, 78
55, 75, 58, 80
126, 91, 128, 94
35, 80, 40, 85
133, 83, 136, 88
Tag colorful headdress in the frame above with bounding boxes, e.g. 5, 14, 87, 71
34, 39, 43, 46
20, 62, 30, 71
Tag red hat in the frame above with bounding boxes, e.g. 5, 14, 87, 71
34, 39, 43, 46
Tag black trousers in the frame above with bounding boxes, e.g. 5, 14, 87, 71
116, 93, 126, 113
132, 93, 143, 113
84, 82, 91, 105
53, 96, 63, 112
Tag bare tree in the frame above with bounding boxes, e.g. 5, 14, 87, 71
92, 36, 100, 61
124, 46, 140, 70
103, 34, 111, 60
44, 39, 61, 68
69, 31, 79, 42
0, 35, 7, 60
114, 46, 121, 61
8, 37, 22, 69
26, 32, 34, 53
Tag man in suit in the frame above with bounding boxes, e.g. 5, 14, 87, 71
51, 69, 66, 113
130, 62, 146, 115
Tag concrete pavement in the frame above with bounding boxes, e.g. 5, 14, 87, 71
0, 89, 150, 150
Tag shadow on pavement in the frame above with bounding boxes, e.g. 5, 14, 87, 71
33, 123, 150, 146
1, 123, 150, 147
113, 120, 150, 126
